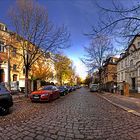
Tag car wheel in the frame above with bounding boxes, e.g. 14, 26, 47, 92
0, 106, 9, 116
57, 94, 60, 98
49, 94, 53, 102
31, 100, 35, 103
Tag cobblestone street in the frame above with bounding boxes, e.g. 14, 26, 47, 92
0, 88, 140, 140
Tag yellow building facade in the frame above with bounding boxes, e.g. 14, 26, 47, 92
101, 57, 118, 92
0, 23, 56, 91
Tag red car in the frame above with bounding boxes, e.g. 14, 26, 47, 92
30, 85, 60, 102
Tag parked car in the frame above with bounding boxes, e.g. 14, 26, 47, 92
0, 84, 13, 115
58, 86, 68, 96
66, 86, 73, 93
71, 86, 75, 91
30, 85, 60, 102
73, 85, 77, 90
90, 84, 99, 92
77, 85, 81, 89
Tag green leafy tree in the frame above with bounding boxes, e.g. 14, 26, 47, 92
54, 54, 75, 85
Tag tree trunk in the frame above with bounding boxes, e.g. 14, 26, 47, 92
60, 77, 62, 86
98, 69, 102, 92
25, 66, 29, 97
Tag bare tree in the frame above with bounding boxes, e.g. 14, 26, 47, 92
9, 0, 70, 96
89, 0, 140, 44
82, 35, 115, 88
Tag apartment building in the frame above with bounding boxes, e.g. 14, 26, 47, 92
101, 57, 118, 92
0, 23, 56, 91
117, 35, 140, 93
0, 23, 23, 89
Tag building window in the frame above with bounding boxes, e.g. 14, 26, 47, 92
119, 73, 120, 81
130, 59, 133, 67
138, 67, 140, 76
121, 72, 123, 81
121, 61, 123, 69
23, 67, 25, 74
138, 42, 140, 47
125, 59, 127, 67
12, 48, 17, 57
13, 64, 17, 71
0, 69, 5, 83
125, 71, 127, 80
0, 41, 4, 52
118, 63, 120, 70
13, 74, 17, 81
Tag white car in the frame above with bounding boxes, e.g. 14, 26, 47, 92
90, 84, 99, 92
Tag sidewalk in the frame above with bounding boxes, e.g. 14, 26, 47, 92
130, 93, 140, 98
97, 92, 140, 116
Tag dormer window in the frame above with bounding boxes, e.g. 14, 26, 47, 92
0, 24, 4, 30
120, 53, 125, 58
0, 23, 7, 31
129, 44, 136, 54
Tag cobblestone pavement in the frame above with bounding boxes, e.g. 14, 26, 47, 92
0, 88, 140, 140
101, 92, 140, 113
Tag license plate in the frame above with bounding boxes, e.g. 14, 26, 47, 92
33, 96, 39, 99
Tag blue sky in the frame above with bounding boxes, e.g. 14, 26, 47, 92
41, 0, 100, 79
0, 0, 135, 79
0, 0, 98, 79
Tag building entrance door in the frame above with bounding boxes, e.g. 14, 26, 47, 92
0, 69, 5, 83
132, 78, 136, 89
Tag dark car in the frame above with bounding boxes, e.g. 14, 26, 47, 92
30, 85, 60, 102
73, 85, 77, 91
58, 86, 69, 96
0, 84, 13, 115
66, 86, 73, 92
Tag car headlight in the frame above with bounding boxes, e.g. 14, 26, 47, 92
41, 93, 49, 97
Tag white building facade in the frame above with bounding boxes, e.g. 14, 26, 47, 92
117, 35, 140, 93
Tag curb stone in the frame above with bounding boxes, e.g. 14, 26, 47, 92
95, 93, 140, 117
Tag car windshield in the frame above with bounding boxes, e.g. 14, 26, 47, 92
92, 85, 97, 87
59, 86, 64, 89
39, 86, 54, 91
